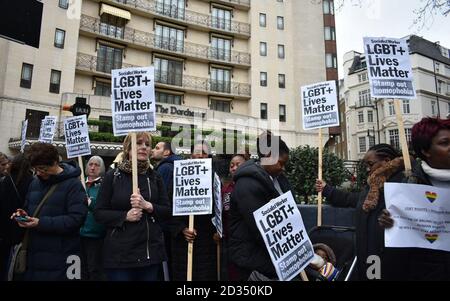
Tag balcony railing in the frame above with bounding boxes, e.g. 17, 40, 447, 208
80, 14, 250, 66
76, 52, 137, 73
198, 0, 250, 8
76, 52, 251, 97
105, 0, 251, 36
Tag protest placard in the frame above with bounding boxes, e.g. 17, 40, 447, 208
39, 116, 57, 143
111, 66, 156, 136
211, 172, 223, 238
173, 159, 213, 216
20, 119, 28, 153
301, 80, 339, 131
385, 183, 450, 252
254, 191, 314, 281
364, 37, 416, 99
64, 115, 91, 158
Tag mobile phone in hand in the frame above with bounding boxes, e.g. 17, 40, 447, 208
15, 216, 30, 222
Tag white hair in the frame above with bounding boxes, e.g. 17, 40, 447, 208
85, 156, 105, 176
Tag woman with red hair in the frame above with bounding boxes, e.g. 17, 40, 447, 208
379, 117, 450, 280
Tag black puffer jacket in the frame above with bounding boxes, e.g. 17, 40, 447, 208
229, 160, 293, 280
382, 163, 450, 281
94, 167, 171, 269
23, 161, 87, 281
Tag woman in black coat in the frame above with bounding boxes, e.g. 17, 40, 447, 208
95, 132, 171, 281
0, 154, 33, 280
11, 143, 87, 281
379, 117, 450, 280
170, 142, 217, 281
316, 144, 404, 281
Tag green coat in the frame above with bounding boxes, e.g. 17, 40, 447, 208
80, 177, 105, 238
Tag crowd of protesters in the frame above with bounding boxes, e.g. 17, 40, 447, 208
0, 117, 449, 281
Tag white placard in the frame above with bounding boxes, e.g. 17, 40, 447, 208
254, 191, 314, 281
112, 66, 156, 136
211, 172, 223, 237
364, 37, 416, 99
64, 115, 91, 158
385, 183, 450, 252
20, 119, 28, 153
173, 159, 213, 216
38, 116, 57, 143
301, 80, 339, 130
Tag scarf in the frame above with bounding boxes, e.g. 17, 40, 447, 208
421, 161, 450, 182
118, 159, 150, 175
362, 157, 404, 213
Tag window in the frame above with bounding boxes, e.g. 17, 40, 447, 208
94, 80, 111, 96
359, 137, 366, 153
156, 0, 186, 19
260, 42, 267, 56
279, 105, 286, 122
260, 72, 267, 87
389, 102, 395, 115
155, 24, 184, 52
278, 74, 285, 88
54, 29, 65, 48
97, 44, 123, 73
154, 57, 183, 86
435, 62, 440, 74
156, 91, 183, 105
403, 100, 410, 114
358, 111, 364, 123
389, 129, 400, 150
324, 26, 335, 41
369, 136, 376, 148
259, 13, 266, 27
358, 89, 371, 107
326, 53, 337, 68
100, 14, 126, 39
323, 0, 334, 15
211, 36, 231, 61
20, 63, 33, 89
438, 80, 444, 94
49, 70, 61, 94
405, 128, 412, 145
59, 0, 69, 9
277, 16, 284, 30
368, 110, 374, 123
210, 67, 231, 93
212, 7, 231, 31
260, 103, 267, 120
448, 102, 450, 115
210, 99, 231, 113
431, 100, 437, 116
358, 73, 368, 83
278, 45, 285, 59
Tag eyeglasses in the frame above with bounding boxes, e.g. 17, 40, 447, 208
31, 166, 49, 174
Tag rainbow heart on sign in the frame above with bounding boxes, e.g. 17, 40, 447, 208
425, 234, 439, 244
425, 191, 438, 203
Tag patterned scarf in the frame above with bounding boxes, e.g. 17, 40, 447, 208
118, 159, 150, 175
362, 157, 404, 213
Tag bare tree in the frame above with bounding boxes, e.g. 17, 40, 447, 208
313, 0, 449, 30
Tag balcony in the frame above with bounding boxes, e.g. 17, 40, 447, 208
96, 0, 251, 38
197, 0, 250, 10
80, 14, 250, 68
76, 53, 251, 99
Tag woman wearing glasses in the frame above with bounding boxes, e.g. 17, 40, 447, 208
11, 142, 87, 281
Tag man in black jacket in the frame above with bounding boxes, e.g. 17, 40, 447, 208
229, 135, 292, 280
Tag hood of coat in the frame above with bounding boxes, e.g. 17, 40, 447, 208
39, 161, 81, 185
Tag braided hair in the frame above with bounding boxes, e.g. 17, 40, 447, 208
368, 143, 401, 160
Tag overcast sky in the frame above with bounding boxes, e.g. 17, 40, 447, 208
335, 0, 450, 78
